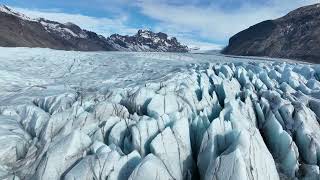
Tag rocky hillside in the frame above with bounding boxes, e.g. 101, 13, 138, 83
222, 3, 320, 63
0, 5, 188, 52
0, 5, 115, 51
107, 30, 188, 52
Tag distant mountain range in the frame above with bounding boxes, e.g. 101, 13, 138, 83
223, 3, 320, 63
107, 30, 188, 52
0, 5, 188, 52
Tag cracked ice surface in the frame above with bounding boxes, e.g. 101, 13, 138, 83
0, 47, 320, 180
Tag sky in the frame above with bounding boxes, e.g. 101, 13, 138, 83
0, 0, 319, 50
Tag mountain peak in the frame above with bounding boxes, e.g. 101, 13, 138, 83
0, 5, 11, 11
0, 5, 35, 22
137, 29, 151, 33
0, 5, 16, 15
108, 29, 188, 52
136, 29, 152, 38
135, 29, 170, 40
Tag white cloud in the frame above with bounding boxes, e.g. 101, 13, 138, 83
137, 0, 319, 44
152, 23, 222, 50
12, 7, 138, 37
181, 39, 223, 50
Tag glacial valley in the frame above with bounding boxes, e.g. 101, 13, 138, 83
0, 48, 319, 180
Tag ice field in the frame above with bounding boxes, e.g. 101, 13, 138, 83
0, 47, 320, 180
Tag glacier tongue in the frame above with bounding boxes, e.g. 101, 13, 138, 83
1, 54, 320, 180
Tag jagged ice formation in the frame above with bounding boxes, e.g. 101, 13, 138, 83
1, 49, 320, 180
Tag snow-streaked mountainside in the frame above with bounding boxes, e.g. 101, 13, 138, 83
0, 5, 188, 52
0, 5, 114, 51
1, 47, 320, 180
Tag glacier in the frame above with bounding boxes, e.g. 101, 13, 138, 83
0, 47, 320, 179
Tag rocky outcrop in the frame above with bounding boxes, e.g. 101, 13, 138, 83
222, 3, 320, 63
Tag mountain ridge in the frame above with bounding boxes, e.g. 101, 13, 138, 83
0, 5, 188, 52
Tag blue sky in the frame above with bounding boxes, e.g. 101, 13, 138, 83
0, 0, 318, 49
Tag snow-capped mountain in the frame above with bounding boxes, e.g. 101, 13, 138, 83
107, 29, 188, 52
0, 5, 115, 51
0, 5, 188, 52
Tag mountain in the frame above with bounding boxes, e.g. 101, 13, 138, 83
222, 3, 320, 63
107, 30, 188, 52
0, 5, 115, 51
0, 5, 188, 52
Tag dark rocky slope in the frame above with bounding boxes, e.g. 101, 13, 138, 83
0, 6, 115, 51
222, 3, 320, 63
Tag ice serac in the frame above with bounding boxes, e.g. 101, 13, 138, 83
0, 115, 31, 173
33, 93, 77, 115
294, 104, 320, 165
128, 154, 173, 180
150, 127, 182, 179
94, 102, 129, 121
2, 54, 320, 179
257, 109, 299, 177
129, 115, 171, 156
35, 130, 91, 180
147, 93, 180, 119
198, 100, 279, 180
120, 87, 155, 115
205, 146, 247, 180
64, 142, 141, 180
149, 118, 194, 180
